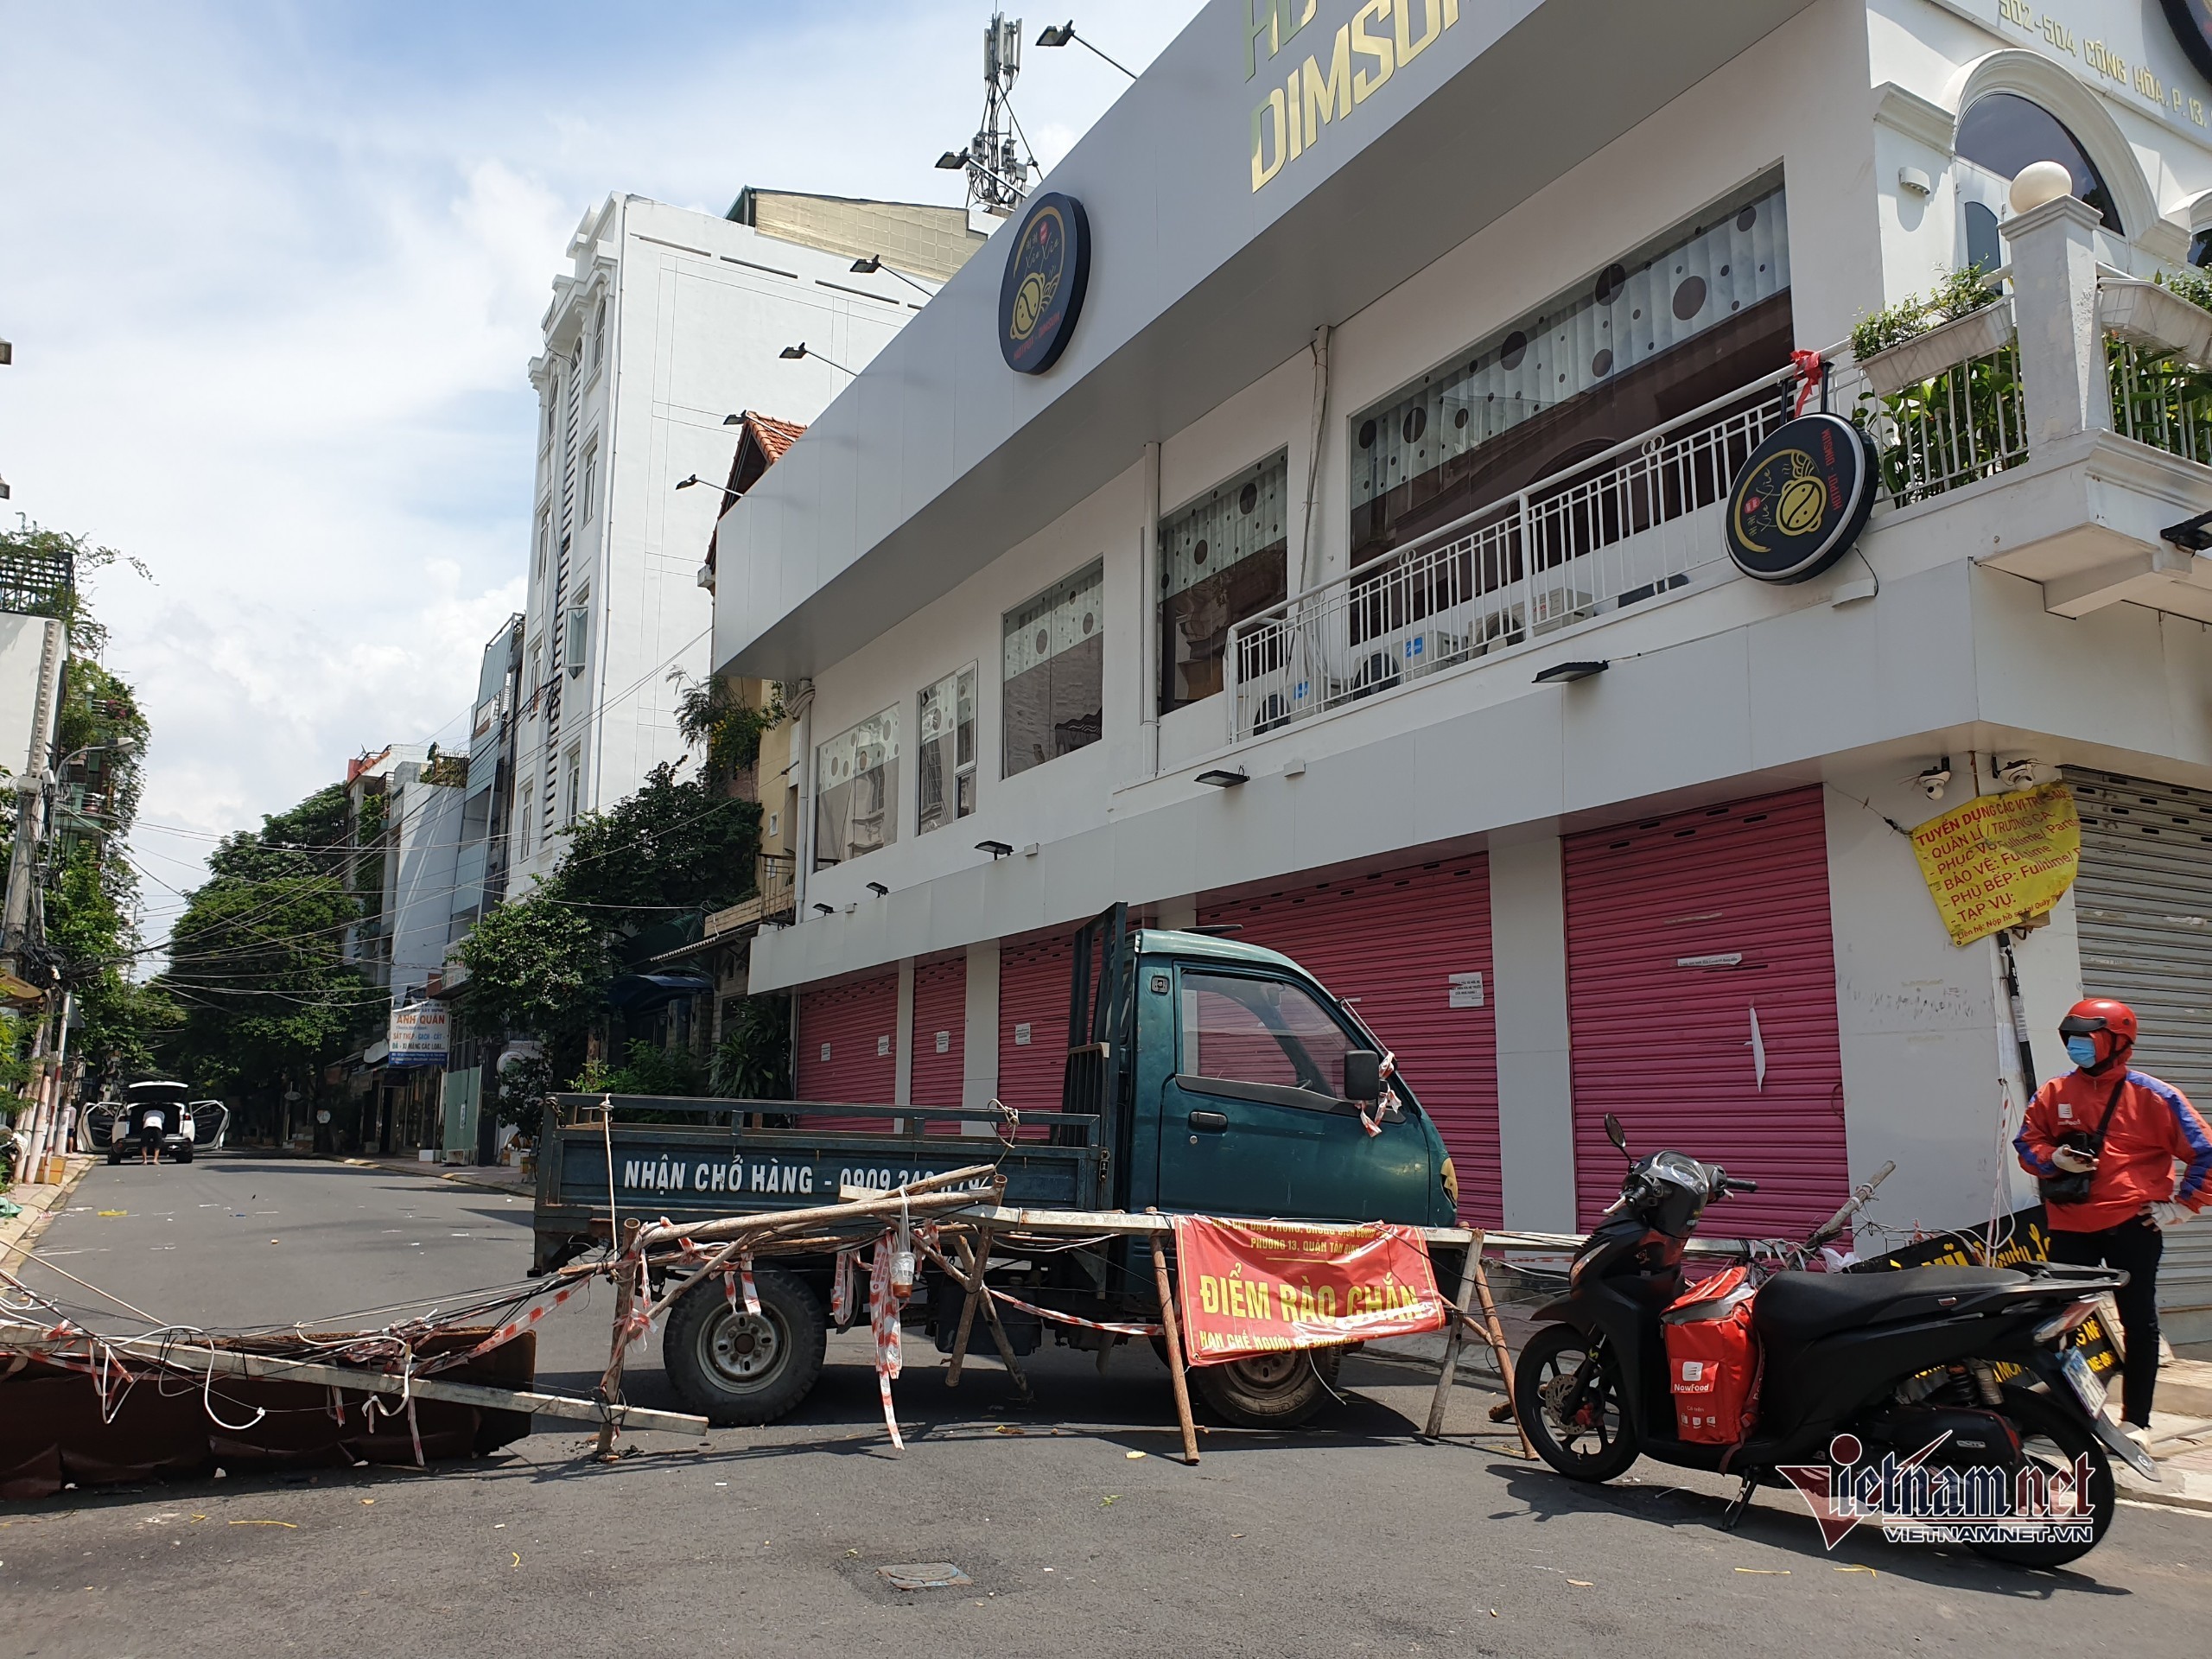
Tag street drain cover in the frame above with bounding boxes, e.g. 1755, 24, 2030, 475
877, 1562, 972, 1591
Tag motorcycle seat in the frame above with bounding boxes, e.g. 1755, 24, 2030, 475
1753, 1266, 2025, 1344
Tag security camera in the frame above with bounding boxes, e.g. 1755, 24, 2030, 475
1916, 763, 1953, 802
1998, 757, 2038, 791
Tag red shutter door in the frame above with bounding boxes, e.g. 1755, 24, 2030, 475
1201, 855, 1499, 1226
998, 937, 1071, 1114
1562, 786, 1846, 1235
910, 957, 966, 1109
796, 975, 898, 1118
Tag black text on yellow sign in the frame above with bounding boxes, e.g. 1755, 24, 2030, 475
1248, 1, 1462, 193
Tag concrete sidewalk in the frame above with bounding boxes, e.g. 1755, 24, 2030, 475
0, 1154, 97, 1270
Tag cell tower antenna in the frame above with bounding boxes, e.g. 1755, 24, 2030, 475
938, 12, 1033, 217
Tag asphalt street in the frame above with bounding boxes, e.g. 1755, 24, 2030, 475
3, 1154, 2208, 1658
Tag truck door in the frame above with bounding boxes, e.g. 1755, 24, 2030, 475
1155, 966, 1430, 1222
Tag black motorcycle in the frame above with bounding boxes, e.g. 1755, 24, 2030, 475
1512, 1114, 2149, 1567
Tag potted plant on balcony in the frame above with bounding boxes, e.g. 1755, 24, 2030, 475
1852, 266, 2014, 396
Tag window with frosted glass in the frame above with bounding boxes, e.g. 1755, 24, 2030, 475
1002, 562, 1103, 779
917, 663, 977, 833
1158, 450, 1288, 713
1349, 181, 1791, 566
815, 706, 899, 868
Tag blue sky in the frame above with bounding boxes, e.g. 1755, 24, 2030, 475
0, 1, 1197, 944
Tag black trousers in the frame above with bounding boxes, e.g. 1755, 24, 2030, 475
2049, 1215, 2164, 1426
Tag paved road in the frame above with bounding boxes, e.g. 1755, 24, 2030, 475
3, 1156, 2208, 1657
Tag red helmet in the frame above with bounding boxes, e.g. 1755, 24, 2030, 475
2059, 997, 2138, 1071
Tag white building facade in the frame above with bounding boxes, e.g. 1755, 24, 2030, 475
508, 192, 976, 889
714, 2, 2212, 1338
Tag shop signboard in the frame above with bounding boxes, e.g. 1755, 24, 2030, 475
387, 1002, 448, 1069
1722, 412, 1876, 584
997, 193, 1090, 374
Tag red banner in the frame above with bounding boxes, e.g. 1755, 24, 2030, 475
1170, 1217, 1447, 1366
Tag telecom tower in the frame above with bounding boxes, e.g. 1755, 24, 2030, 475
939, 12, 1033, 217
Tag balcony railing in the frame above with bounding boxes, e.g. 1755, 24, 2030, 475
705, 851, 798, 938
1228, 374, 1790, 740
1842, 314, 2029, 507
2107, 337, 2212, 465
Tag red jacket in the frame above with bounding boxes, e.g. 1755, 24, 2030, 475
2016, 1067, 2212, 1231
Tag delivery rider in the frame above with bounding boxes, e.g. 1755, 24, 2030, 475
2016, 998, 2212, 1431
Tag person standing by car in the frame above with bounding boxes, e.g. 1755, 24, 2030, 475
2017, 997, 2212, 1430
138, 1101, 165, 1165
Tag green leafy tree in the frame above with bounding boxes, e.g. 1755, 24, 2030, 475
150, 785, 377, 1109
671, 672, 784, 791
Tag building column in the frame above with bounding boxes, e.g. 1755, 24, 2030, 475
1488, 835, 1577, 1232
963, 939, 1000, 1118
894, 957, 916, 1109
2000, 193, 2108, 446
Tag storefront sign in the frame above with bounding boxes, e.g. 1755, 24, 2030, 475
1247, 1, 1464, 193
1909, 783, 2081, 947
1722, 413, 1876, 584
387, 1002, 449, 1068
998, 193, 1090, 374
1171, 1215, 1446, 1363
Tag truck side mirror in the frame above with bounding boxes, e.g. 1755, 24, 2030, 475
1343, 1049, 1382, 1103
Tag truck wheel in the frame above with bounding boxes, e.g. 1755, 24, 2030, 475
662, 1268, 827, 1427
1190, 1346, 1342, 1430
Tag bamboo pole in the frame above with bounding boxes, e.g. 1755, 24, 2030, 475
943, 1225, 995, 1388
1468, 1243, 1534, 1459
593, 1217, 641, 1459
947, 1234, 1031, 1403
1423, 1236, 1482, 1438
1149, 1236, 1199, 1465
633, 1169, 995, 1250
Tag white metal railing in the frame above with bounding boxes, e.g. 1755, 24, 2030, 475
2107, 337, 2212, 465
1228, 374, 1791, 740
1840, 335, 2029, 507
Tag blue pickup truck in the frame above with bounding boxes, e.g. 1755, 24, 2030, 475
532, 906, 1464, 1427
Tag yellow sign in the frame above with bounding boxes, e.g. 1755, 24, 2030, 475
1910, 783, 2081, 947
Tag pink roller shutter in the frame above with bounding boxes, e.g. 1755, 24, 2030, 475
1201, 855, 1500, 1226
1562, 786, 1847, 1236
998, 937, 1071, 1115
910, 957, 967, 1109
796, 975, 898, 1125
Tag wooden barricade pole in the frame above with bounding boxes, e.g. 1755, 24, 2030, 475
1422, 1231, 1483, 1438
1469, 1246, 1535, 1459
1149, 1233, 1200, 1466
593, 1217, 641, 1459
951, 1234, 1033, 1403
944, 1225, 995, 1388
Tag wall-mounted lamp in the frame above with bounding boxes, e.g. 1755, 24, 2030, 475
866, 881, 889, 896
936, 150, 968, 170
1035, 20, 1137, 78
1533, 661, 1608, 684
976, 839, 1014, 859
675, 474, 741, 497
1194, 768, 1247, 788
780, 342, 855, 375
849, 256, 937, 298
812, 902, 836, 915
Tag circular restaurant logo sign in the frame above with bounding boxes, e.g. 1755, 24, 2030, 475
1723, 412, 1876, 584
999, 193, 1090, 375
2162, 1, 2212, 86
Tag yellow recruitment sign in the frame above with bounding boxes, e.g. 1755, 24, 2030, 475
1910, 783, 2081, 947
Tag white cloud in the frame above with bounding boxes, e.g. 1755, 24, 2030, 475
0, 0, 1199, 944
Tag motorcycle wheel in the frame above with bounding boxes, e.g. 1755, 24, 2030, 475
1516, 1324, 1640, 1483
1965, 1385, 2114, 1568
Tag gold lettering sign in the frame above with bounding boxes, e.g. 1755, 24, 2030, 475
1249, 0, 1459, 193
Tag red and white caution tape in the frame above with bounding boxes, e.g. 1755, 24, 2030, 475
721, 1252, 761, 1317
830, 1247, 859, 1329
982, 1285, 1162, 1338
1358, 1052, 1399, 1138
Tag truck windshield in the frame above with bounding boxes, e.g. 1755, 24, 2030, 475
1179, 971, 1355, 1098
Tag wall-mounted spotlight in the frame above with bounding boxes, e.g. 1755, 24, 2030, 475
1532, 660, 1608, 684
812, 902, 836, 915
976, 839, 1014, 859
849, 255, 938, 298
866, 881, 889, 896
1194, 768, 1247, 788
780, 341, 855, 375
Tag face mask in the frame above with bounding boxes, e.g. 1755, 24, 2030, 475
2065, 1034, 2101, 1069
